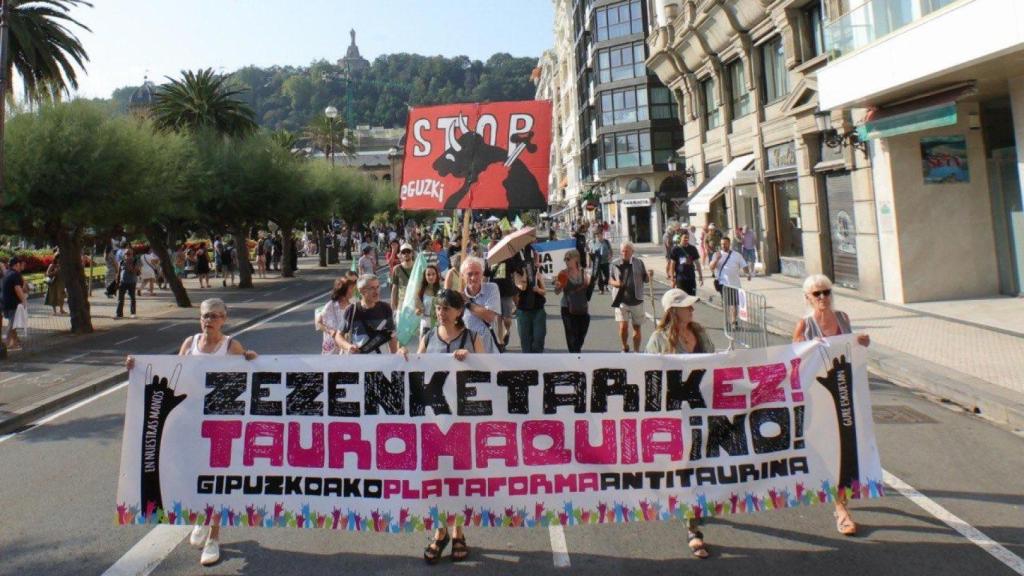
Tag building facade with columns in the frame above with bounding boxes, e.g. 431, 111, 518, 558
646, 0, 883, 297
817, 0, 1021, 302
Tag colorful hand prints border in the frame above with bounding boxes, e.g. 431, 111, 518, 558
117, 478, 885, 531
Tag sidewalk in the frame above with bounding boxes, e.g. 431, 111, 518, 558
637, 249, 1024, 429
0, 258, 340, 435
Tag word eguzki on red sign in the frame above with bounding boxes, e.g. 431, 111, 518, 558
399, 101, 553, 211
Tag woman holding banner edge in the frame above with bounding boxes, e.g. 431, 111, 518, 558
126, 298, 258, 566
792, 274, 870, 536
398, 288, 485, 563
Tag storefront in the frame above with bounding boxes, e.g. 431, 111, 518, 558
622, 197, 654, 243
765, 141, 804, 278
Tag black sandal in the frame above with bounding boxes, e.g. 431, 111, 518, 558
423, 529, 450, 565
451, 536, 469, 562
687, 530, 710, 559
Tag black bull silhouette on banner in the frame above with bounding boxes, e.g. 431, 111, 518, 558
432, 116, 546, 210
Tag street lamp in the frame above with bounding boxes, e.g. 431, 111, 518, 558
666, 152, 696, 185
324, 106, 339, 166
814, 109, 867, 153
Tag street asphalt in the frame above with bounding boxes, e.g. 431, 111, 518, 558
1, 259, 1022, 575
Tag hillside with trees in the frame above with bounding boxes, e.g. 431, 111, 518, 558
111, 53, 539, 131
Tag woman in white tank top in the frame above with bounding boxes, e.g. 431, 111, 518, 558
126, 298, 257, 566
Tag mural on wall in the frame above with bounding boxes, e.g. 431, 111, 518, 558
921, 136, 969, 184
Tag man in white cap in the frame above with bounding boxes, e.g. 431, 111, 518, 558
390, 242, 416, 311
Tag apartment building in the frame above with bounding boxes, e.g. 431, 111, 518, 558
646, 0, 882, 296
818, 0, 1022, 302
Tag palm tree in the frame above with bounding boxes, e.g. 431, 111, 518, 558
304, 114, 356, 162
151, 68, 258, 137
0, 0, 92, 204
270, 128, 303, 157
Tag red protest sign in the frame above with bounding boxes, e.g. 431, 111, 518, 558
400, 100, 552, 211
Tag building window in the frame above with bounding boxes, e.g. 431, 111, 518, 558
599, 86, 648, 126
649, 87, 678, 120
595, 0, 643, 41
627, 178, 650, 193
602, 130, 651, 169
651, 130, 682, 164
727, 59, 751, 119
761, 36, 789, 104
922, 0, 957, 14
803, 3, 825, 58
701, 77, 721, 129
597, 42, 646, 84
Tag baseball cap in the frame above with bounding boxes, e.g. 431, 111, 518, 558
400, 243, 414, 252
661, 288, 699, 311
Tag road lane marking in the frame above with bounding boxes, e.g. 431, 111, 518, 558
156, 322, 179, 332
115, 336, 139, 345
884, 469, 1024, 575
243, 297, 255, 303
0, 373, 26, 384
0, 381, 129, 444
99, 525, 191, 576
548, 525, 570, 567
59, 352, 90, 364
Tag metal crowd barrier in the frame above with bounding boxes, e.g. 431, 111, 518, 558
720, 284, 768, 350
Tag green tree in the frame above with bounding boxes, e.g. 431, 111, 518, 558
304, 114, 355, 159
5, 100, 146, 333
0, 0, 92, 205
151, 68, 258, 137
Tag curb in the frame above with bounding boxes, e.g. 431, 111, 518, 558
0, 283, 329, 437
668, 276, 1024, 431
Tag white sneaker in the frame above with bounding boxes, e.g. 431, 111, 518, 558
200, 538, 220, 566
130, 314, 137, 319
189, 525, 210, 548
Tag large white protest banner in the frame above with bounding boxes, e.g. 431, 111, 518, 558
116, 336, 882, 531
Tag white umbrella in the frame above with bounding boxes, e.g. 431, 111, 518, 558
485, 215, 500, 223
486, 226, 536, 265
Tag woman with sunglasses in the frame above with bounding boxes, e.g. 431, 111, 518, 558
126, 298, 257, 566
554, 249, 591, 353
792, 274, 870, 537
397, 289, 483, 563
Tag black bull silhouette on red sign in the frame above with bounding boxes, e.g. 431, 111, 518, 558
431, 116, 547, 210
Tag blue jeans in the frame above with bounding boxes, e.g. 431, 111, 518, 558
516, 308, 546, 353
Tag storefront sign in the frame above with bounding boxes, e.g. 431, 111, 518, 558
116, 339, 883, 532
622, 198, 652, 207
765, 142, 796, 172
921, 136, 969, 184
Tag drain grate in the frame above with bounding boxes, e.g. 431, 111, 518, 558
872, 405, 938, 424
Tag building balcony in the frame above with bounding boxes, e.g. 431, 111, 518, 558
818, 0, 1023, 110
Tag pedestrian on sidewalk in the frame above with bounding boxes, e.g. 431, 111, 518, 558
140, 248, 160, 296
514, 244, 547, 353
739, 226, 757, 276
45, 251, 66, 315
703, 224, 722, 267
103, 245, 118, 298
195, 242, 211, 288
589, 229, 612, 294
256, 234, 268, 279
316, 277, 355, 354
221, 240, 236, 287
213, 236, 223, 279
400, 288, 482, 564
1, 257, 28, 350
555, 249, 591, 353
126, 297, 258, 566
662, 224, 676, 280
669, 231, 703, 297
645, 288, 714, 559
609, 241, 651, 353
792, 274, 871, 537
115, 248, 140, 319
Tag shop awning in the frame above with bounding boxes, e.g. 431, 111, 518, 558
687, 154, 755, 214
855, 83, 976, 141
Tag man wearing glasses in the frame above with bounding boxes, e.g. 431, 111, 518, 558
337, 274, 398, 354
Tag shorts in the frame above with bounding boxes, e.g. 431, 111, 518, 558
614, 303, 645, 325
500, 296, 516, 319
742, 248, 756, 264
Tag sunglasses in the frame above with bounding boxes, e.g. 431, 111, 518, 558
362, 285, 381, 291
201, 313, 225, 320
811, 289, 832, 298
400, 249, 412, 254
